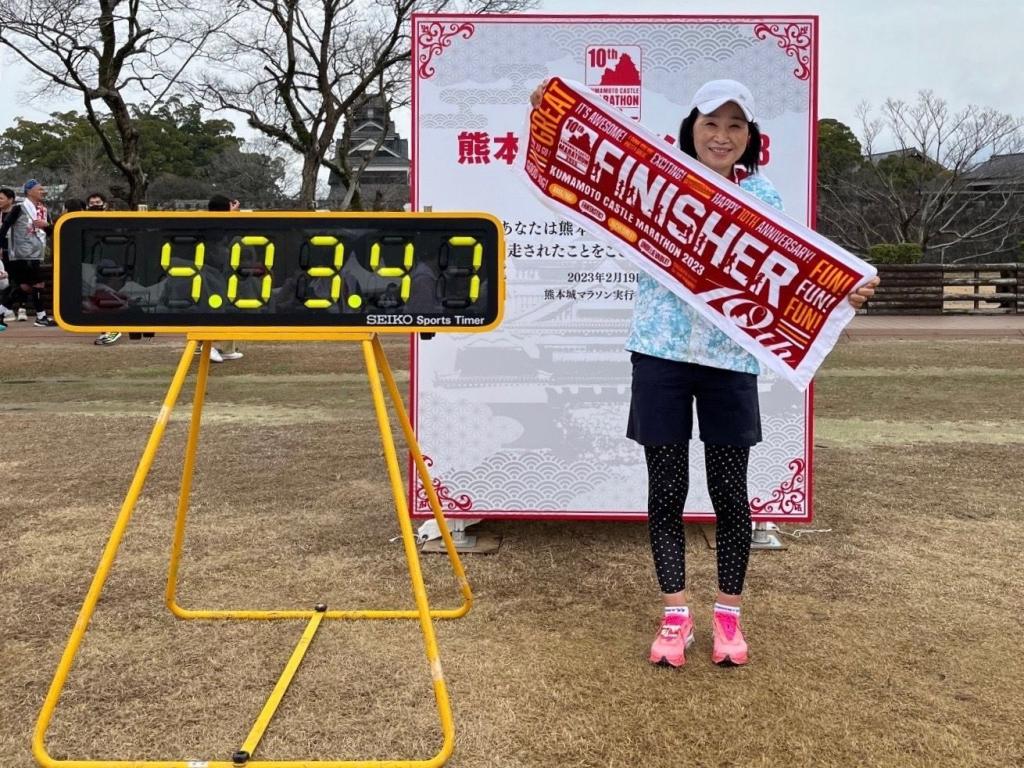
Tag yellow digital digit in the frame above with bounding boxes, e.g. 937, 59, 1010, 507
448, 236, 483, 269
369, 240, 414, 302
441, 235, 483, 307
160, 240, 205, 303
303, 236, 345, 309
228, 236, 274, 310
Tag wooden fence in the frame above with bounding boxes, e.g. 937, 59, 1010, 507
866, 263, 1023, 315
31, 263, 1024, 318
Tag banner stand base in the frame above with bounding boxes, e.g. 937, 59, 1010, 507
699, 522, 788, 551
751, 522, 788, 551
422, 519, 502, 555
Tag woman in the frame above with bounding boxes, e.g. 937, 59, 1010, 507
634, 79, 878, 668
532, 78, 878, 668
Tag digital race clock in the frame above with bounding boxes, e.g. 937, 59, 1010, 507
54, 211, 505, 333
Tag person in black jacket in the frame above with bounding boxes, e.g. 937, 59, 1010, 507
0, 187, 18, 327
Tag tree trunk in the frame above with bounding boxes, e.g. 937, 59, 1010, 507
103, 95, 148, 208
125, 163, 147, 209
299, 153, 320, 209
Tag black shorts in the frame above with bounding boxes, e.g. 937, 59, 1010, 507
626, 352, 762, 447
7, 260, 45, 286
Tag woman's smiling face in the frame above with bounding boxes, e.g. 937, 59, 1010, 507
692, 102, 750, 178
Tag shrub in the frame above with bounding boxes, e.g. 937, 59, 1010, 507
867, 243, 924, 264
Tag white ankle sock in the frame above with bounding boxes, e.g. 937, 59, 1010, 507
714, 602, 741, 616
664, 606, 689, 617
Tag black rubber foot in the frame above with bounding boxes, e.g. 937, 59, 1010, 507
315, 603, 328, 612
232, 750, 250, 764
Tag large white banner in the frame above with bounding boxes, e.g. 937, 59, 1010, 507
411, 14, 818, 521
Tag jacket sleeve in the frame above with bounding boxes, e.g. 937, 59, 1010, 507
740, 174, 784, 212
0, 205, 23, 246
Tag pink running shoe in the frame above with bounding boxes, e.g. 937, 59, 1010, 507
649, 613, 695, 668
712, 611, 749, 666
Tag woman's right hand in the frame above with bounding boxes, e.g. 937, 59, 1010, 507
529, 79, 550, 108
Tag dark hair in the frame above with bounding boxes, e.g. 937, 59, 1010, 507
678, 107, 762, 176
0, 187, 15, 199
86, 192, 107, 203
208, 193, 232, 211
63, 198, 87, 213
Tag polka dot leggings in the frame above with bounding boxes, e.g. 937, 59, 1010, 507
645, 443, 752, 596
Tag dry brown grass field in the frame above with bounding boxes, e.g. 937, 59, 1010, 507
2, 330, 1023, 768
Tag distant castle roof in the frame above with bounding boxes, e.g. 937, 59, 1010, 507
965, 152, 1024, 182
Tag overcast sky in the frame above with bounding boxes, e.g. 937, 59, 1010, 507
537, 0, 1022, 129
0, 0, 1019, 155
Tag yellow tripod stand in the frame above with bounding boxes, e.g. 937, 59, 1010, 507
33, 332, 473, 768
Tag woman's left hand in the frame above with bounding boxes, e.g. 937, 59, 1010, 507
847, 276, 880, 309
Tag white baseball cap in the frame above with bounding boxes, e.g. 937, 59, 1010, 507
689, 79, 756, 122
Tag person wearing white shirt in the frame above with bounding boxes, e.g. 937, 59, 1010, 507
0, 179, 56, 326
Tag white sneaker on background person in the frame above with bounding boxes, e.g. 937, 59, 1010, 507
17, 308, 27, 321
192, 345, 225, 362
217, 341, 243, 361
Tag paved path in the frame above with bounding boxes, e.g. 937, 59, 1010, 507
3, 315, 1024, 343
845, 314, 1024, 339
0, 323, 170, 343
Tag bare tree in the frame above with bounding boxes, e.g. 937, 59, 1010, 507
818, 91, 1024, 262
66, 139, 119, 199
190, 0, 538, 209
0, 0, 238, 207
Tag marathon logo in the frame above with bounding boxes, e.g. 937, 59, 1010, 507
586, 45, 642, 119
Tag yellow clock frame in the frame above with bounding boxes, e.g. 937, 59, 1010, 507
53, 210, 506, 336
34, 208, 505, 768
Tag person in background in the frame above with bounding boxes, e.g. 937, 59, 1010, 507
0, 240, 8, 332
0, 187, 20, 326
0, 180, 56, 326
204, 194, 243, 362
86, 194, 125, 346
0, 258, 7, 331
104, 199, 157, 341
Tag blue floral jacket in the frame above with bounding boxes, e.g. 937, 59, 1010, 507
624, 173, 784, 374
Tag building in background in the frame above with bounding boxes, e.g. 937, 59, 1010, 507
326, 94, 409, 211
